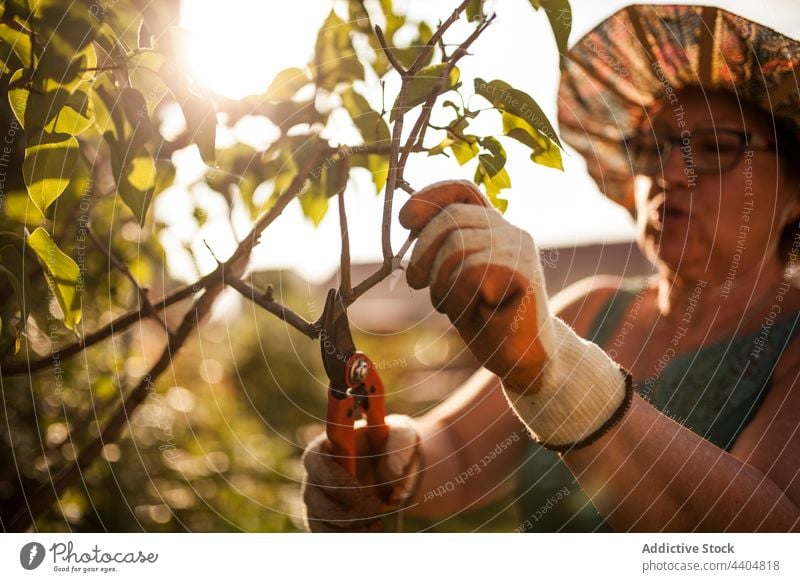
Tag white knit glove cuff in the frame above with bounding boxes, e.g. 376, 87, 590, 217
502, 317, 633, 451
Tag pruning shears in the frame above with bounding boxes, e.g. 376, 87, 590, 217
320, 289, 389, 477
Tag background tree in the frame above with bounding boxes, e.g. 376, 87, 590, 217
0, 0, 569, 531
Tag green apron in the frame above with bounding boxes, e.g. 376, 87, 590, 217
516, 278, 800, 532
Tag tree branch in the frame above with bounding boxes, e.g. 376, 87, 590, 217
0, 272, 215, 377
374, 25, 406, 75
8, 283, 223, 532
227, 278, 317, 338
407, 0, 473, 73
1, 146, 324, 378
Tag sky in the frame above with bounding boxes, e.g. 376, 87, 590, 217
168, 0, 800, 284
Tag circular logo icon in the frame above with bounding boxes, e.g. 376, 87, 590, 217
20, 542, 46, 570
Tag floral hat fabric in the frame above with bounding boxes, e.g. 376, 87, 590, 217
557, 4, 800, 211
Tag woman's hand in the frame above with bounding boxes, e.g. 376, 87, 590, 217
301, 415, 421, 532
400, 180, 632, 450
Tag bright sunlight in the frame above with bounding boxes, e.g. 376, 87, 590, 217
181, 0, 328, 99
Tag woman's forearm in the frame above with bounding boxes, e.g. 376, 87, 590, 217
405, 369, 526, 518
562, 395, 800, 532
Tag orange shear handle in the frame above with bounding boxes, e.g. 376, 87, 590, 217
326, 354, 389, 477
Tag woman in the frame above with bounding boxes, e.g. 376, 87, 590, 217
301, 4, 800, 532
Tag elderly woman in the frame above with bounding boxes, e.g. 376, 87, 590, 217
301, 4, 800, 532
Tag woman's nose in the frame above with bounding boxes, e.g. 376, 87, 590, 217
660, 138, 692, 187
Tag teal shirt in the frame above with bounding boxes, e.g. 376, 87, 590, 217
515, 278, 800, 532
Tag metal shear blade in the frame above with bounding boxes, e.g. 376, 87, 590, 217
320, 289, 355, 399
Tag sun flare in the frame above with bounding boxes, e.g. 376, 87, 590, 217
181, 0, 327, 99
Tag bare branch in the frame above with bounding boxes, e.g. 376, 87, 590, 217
227, 278, 317, 338
396, 231, 415, 260
374, 25, 407, 75
407, 0, 473, 73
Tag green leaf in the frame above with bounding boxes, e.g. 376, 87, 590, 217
117, 150, 157, 224
451, 140, 479, 165
1, 189, 45, 223
392, 64, 460, 121
38, 0, 98, 55
206, 143, 260, 204
466, 0, 485, 22
502, 112, 563, 170
350, 153, 389, 194
265, 67, 312, 101
299, 184, 329, 227
91, 73, 120, 140
428, 137, 456, 157
0, 233, 35, 336
314, 10, 364, 91
7, 68, 27, 126
474, 165, 510, 213
8, 71, 88, 134
92, 75, 153, 148
178, 91, 217, 164
23, 132, 80, 213
128, 50, 169, 116
529, 1, 572, 58
27, 227, 82, 330
478, 136, 506, 178
367, 154, 389, 193
91, 74, 160, 222
341, 87, 390, 145
0, 23, 32, 69
474, 78, 561, 148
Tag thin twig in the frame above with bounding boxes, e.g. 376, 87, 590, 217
374, 25, 406, 75
396, 231, 415, 260
227, 278, 317, 338
397, 179, 416, 194
86, 225, 170, 333
407, 0, 473, 73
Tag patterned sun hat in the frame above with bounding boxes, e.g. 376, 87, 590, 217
557, 4, 800, 211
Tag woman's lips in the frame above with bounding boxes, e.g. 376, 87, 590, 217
649, 197, 691, 230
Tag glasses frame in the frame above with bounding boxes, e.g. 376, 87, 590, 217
624, 128, 775, 175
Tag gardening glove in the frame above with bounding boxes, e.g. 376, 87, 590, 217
399, 180, 633, 450
301, 414, 422, 532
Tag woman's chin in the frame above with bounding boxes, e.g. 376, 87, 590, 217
642, 234, 700, 273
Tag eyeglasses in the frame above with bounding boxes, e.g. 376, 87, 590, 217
624, 128, 774, 175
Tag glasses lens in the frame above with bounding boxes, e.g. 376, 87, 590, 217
692, 131, 743, 171
629, 134, 663, 173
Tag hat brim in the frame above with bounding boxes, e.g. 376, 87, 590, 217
557, 4, 800, 211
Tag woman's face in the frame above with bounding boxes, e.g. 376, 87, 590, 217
632, 88, 799, 283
